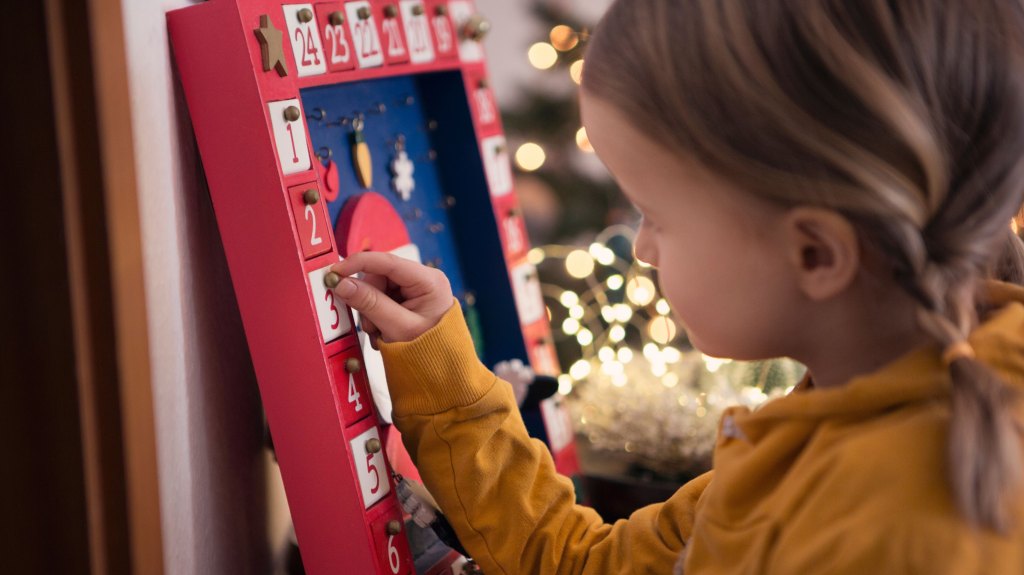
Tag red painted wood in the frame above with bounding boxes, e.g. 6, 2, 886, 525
167, 1, 576, 573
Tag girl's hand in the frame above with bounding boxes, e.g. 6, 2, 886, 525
329, 252, 454, 344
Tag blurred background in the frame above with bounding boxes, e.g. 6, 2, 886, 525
4, 0, 1021, 574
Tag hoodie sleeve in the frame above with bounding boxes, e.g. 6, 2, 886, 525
380, 302, 713, 575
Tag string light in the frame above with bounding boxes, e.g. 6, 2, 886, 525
606, 274, 624, 290
568, 305, 585, 319
562, 317, 581, 335
527, 247, 546, 265
528, 42, 558, 69
701, 354, 730, 373
569, 359, 591, 380
626, 276, 656, 306
577, 329, 594, 346
557, 374, 574, 395
617, 347, 634, 363
598, 347, 615, 362
648, 316, 677, 344
515, 142, 546, 171
549, 25, 579, 51
655, 298, 671, 315
569, 59, 584, 84
559, 291, 579, 307
565, 249, 596, 278
608, 324, 626, 343
576, 127, 594, 153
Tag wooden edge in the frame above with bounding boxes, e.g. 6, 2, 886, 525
87, 0, 166, 572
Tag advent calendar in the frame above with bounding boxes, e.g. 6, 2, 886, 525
168, 1, 577, 573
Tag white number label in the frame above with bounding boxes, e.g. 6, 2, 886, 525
324, 23, 351, 65
309, 265, 353, 342
448, 1, 483, 62
346, 1, 385, 68
347, 373, 364, 412
511, 262, 545, 325
282, 4, 327, 76
504, 212, 525, 254
350, 426, 391, 508
304, 205, 323, 246
432, 13, 453, 54
387, 535, 401, 573
541, 398, 573, 452
400, 1, 434, 63
475, 87, 496, 125
268, 99, 311, 175
481, 135, 513, 197
381, 17, 407, 58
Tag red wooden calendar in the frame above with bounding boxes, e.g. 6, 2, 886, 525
168, 1, 578, 573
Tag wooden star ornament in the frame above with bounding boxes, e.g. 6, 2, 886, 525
254, 15, 288, 77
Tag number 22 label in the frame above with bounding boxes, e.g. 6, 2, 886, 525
346, 1, 384, 68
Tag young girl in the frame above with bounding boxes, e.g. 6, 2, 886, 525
331, 0, 1024, 572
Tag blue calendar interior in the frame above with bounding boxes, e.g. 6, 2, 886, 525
300, 72, 527, 369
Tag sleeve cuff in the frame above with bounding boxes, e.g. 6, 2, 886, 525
379, 299, 497, 416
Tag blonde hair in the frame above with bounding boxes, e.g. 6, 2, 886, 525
585, 0, 1024, 531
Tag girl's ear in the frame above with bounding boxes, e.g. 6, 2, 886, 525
782, 207, 860, 301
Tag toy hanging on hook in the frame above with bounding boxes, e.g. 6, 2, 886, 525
351, 115, 373, 189
315, 147, 340, 202
390, 134, 416, 201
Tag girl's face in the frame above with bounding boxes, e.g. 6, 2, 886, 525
581, 93, 801, 360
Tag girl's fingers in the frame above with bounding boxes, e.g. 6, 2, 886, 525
332, 276, 422, 342
331, 252, 440, 291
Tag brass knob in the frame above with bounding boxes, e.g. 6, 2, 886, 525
358, 6, 371, 20
284, 106, 300, 122
434, 5, 447, 16
386, 520, 402, 535
303, 189, 320, 204
329, 11, 344, 26
365, 437, 382, 454
411, 4, 424, 16
345, 357, 362, 373
477, 78, 489, 90
324, 272, 342, 289
297, 8, 313, 23
384, 5, 398, 18
461, 14, 490, 42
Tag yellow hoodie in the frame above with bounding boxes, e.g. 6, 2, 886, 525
380, 283, 1024, 574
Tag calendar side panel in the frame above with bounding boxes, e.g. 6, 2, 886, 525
168, 4, 377, 574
